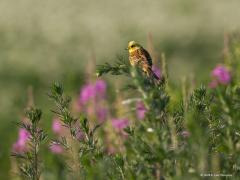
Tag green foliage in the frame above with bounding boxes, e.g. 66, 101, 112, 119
94, 41, 240, 178
12, 107, 47, 180
96, 57, 172, 178
96, 56, 130, 77
10, 34, 240, 179
49, 82, 124, 179
49, 82, 77, 136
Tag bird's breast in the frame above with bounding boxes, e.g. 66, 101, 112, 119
129, 48, 143, 67
129, 49, 141, 59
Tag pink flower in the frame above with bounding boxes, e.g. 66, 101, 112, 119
12, 128, 30, 153
52, 118, 63, 135
19, 128, 30, 143
111, 119, 129, 130
95, 80, 107, 97
208, 79, 218, 89
136, 101, 147, 120
96, 108, 108, 123
79, 80, 107, 105
211, 65, 231, 85
78, 80, 109, 121
12, 143, 27, 153
49, 143, 64, 154
152, 65, 161, 79
181, 131, 190, 138
75, 128, 85, 141
79, 84, 96, 105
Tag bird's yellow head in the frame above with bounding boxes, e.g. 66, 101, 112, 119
127, 41, 141, 53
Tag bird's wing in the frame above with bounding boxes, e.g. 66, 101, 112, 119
140, 48, 152, 67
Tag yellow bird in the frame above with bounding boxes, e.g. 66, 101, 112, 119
127, 41, 159, 81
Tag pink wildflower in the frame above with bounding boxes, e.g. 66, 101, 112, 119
208, 79, 218, 89
111, 119, 129, 130
75, 128, 85, 141
79, 80, 107, 105
49, 143, 64, 154
12, 128, 30, 153
211, 65, 231, 85
181, 131, 190, 138
95, 80, 107, 97
52, 118, 63, 135
152, 65, 161, 79
79, 84, 96, 105
96, 108, 108, 123
136, 101, 147, 120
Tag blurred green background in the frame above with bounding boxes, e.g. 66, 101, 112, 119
0, 0, 240, 178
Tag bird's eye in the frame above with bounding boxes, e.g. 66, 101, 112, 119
131, 45, 134, 48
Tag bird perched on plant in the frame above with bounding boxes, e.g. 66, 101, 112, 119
127, 41, 160, 82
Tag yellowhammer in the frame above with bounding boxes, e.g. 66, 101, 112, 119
127, 41, 160, 81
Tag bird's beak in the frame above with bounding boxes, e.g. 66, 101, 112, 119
125, 48, 128, 50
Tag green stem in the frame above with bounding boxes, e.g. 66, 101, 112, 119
216, 88, 234, 152
113, 159, 125, 180
33, 123, 39, 180
216, 87, 230, 114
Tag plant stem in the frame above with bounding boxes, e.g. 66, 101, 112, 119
33, 124, 38, 180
